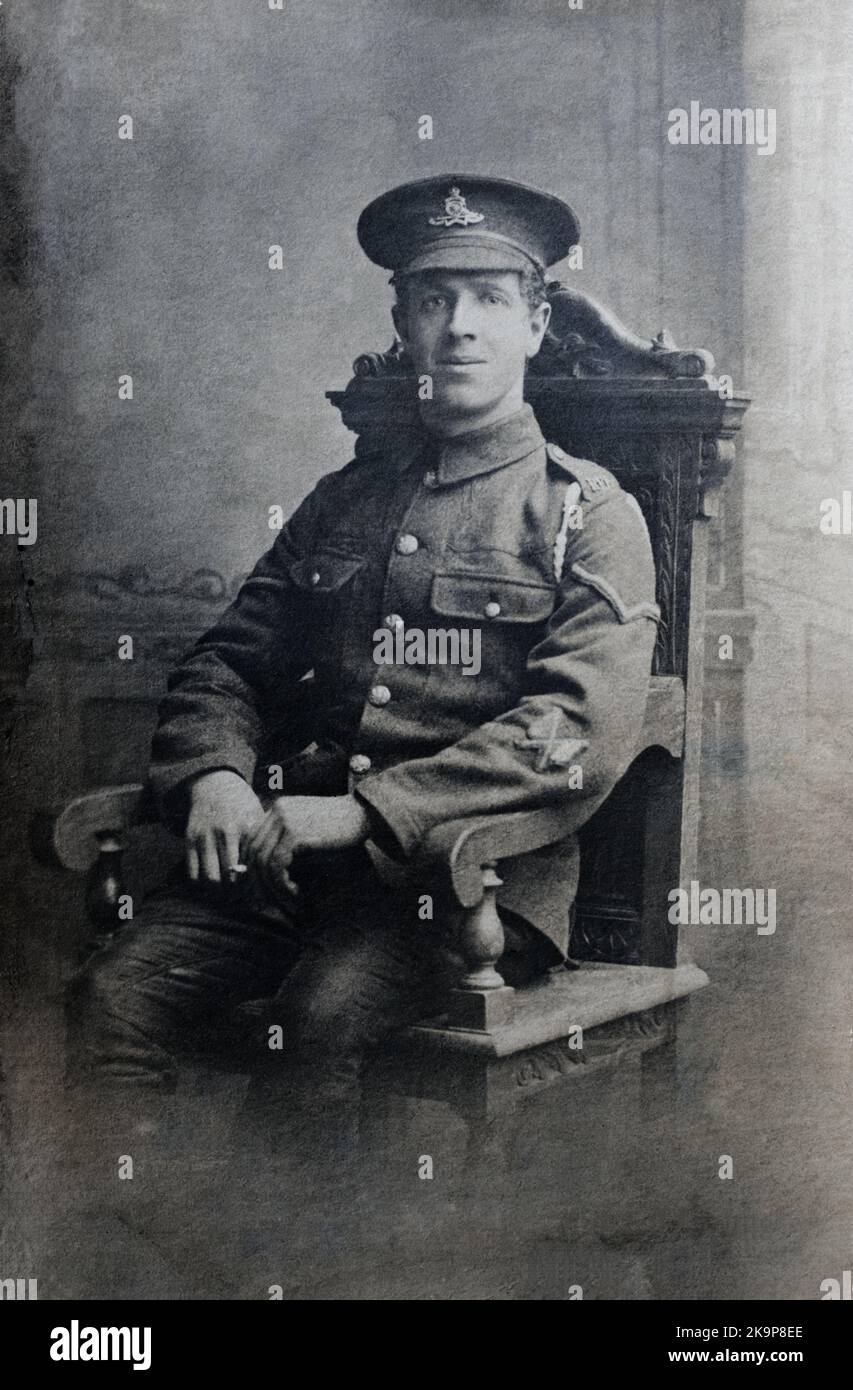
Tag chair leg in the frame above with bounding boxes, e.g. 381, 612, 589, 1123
358, 1059, 409, 1157
639, 998, 683, 1119
464, 1112, 513, 1178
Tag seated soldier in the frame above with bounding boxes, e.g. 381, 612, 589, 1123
65, 175, 660, 1169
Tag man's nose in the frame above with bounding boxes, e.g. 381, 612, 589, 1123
444, 298, 478, 338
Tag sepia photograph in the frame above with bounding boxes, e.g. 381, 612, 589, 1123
0, 0, 850, 1336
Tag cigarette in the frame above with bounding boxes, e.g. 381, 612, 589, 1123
227, 863, 248, 882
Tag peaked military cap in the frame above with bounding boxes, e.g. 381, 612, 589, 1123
357, 174, 580, 277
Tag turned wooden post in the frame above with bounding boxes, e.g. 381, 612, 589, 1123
31, 783, 151, 954
448, 863, 516, 1031
83, 830, 129, 949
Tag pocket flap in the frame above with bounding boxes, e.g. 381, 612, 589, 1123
290, 553, 365, 592
430, 571, 555, 624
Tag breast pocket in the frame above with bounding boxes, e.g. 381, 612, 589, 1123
427, 570, 556, 718
288, 551, 367, 665
430, 571, 556, 625
289, 552, 366, 594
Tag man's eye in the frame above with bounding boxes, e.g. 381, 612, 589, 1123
421, 295, 447, 309
481, 292, 507, 306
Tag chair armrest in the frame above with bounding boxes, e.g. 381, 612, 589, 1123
417, 807, 575, 909
639, 675, 685, 758
30, 783, 159, 873
417, 675, 686, 910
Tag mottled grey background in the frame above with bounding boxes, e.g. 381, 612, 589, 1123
1, 0, 850, 1300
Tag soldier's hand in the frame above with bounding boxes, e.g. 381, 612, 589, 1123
243, 795, 372, 901
185, 769, 266, 884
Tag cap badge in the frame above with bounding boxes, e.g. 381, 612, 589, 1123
428, 186, 485, 228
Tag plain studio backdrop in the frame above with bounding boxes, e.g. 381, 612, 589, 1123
0, 0, 850, 1299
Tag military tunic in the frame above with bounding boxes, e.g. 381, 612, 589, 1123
149, 403, 659, 958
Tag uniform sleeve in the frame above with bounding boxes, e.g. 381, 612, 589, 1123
148, 479, 328, 828
355, 488, 660, 857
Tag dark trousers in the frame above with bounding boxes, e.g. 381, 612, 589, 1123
64, 847, 557, 1163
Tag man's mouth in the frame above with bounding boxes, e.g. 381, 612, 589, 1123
437, 358, 487, 367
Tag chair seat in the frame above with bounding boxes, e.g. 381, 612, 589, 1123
399, 961, 709, 1058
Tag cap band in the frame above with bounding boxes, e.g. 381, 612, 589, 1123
398, 231, 544, 276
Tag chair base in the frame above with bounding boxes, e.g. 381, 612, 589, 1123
363, 963, 708, 1140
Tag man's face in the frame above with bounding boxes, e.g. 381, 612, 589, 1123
393, 270, 551, 433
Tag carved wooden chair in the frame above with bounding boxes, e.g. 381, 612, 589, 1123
33, 283, 748, 1158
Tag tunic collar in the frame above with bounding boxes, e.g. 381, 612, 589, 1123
423, 402, 545, 485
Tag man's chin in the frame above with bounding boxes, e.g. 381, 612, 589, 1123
422, 388, 499, 423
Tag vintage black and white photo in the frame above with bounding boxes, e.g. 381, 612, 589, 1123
0, 0, 850, 1330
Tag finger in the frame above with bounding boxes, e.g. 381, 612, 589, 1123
270, 842, 300, 898
246, 814, 285, 870
255, 829, 296, 900
217, 827, 243, 878
243, 813, 276, 861
245, 814, 299, 901
239, 816, 263, 861
251, 826, 286, 896
186, 841, 200, 881
200, 833, 221, 883
258, 847, 299, 900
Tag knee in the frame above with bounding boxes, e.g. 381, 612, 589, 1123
66, 945, 133, 1031
64, 939, 174, 1087
279, 959, 372, 1060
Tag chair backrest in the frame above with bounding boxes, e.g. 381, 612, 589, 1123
327, 282, 749, 968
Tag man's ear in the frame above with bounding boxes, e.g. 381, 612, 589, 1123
391, 302, 408, 346
526, 300, 552, 359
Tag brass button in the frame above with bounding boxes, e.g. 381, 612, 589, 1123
349, 753, 372, 775
368, 685, 391, 707
384, 613, 404, 628
310, 571, 321, 586
484, 600, 501, 618
423, 470, 438, 489
396, 533, 419, 555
